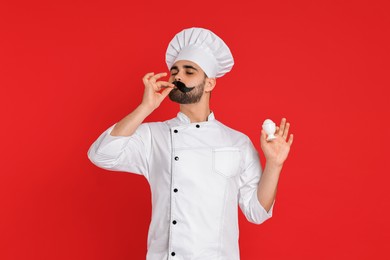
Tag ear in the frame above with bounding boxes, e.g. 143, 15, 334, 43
205, 78, 216, 92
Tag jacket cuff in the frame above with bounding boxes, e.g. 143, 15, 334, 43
249, 192, 274, 224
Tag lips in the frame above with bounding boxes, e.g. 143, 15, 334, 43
172, 81, 195, 93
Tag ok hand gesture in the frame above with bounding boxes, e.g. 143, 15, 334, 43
141, 72, 174, 111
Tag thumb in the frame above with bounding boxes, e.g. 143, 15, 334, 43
160, 86, 174, 99
260, 129, 267, 142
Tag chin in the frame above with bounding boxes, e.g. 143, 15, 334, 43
168, 88, 203, 104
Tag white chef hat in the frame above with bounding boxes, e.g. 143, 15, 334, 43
165, 27, 234, 78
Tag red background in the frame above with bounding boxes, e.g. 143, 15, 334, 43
1, 0, 389, 259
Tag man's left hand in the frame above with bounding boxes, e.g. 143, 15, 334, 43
260, 118, 294, 167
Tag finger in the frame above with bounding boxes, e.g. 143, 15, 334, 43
278, 118, 286, 135
275, 126, 280, 135
288, 134, 294, 146
149, 72, 168, 83
283, 122, 290, 139
155, 81, 174, 92
157, 81, 175, 88
143, 72, 155, 84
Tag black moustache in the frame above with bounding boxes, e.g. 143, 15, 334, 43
172, 81, 195, 93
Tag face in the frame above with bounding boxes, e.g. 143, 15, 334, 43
168, 60, 207, 104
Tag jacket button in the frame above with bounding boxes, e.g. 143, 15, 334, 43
173, 188, 178, 192
174, 129, 178, 133
174, 156, 179, 161
171, 252, 176, 256
196, 124, 200, 128
172, 220, 177, 225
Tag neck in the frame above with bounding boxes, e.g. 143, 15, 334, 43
179, 95, 211, 123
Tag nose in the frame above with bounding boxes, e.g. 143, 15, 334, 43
175, 75, 181, 81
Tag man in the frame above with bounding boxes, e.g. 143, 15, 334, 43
88, 27, 293, 260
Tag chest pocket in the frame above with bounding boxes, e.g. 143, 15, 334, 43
212, 147, 241, 178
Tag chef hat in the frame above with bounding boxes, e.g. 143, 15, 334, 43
166, 27, 234, 78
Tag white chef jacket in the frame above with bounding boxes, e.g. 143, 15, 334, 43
88, 112, 274, 260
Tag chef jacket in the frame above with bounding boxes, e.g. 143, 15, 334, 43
88, 112, 274, 260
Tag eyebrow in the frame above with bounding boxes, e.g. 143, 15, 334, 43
183, 65, 198, 71
170, 65, 198, 71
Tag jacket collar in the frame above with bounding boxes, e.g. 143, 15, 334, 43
177, 111, 215, 124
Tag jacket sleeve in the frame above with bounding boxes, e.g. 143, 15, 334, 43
87, 123, 152, 180
238, 138, 274, 224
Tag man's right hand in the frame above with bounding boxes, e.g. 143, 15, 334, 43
110, 72, 174, 136
141, 72, 175, 112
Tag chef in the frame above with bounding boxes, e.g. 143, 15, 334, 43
88, 27, 293, 260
